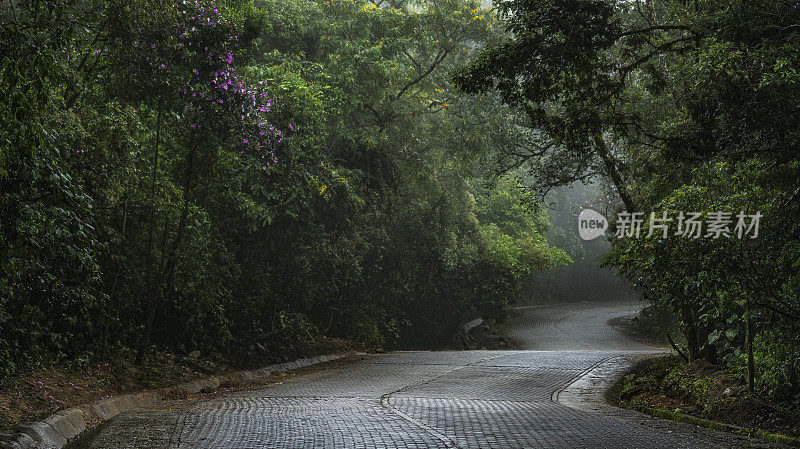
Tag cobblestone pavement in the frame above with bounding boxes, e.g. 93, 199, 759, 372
73, 301, 779, 448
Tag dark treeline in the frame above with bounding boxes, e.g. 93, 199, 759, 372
455, 0, 800, 403
4, 0, 799, 410
0, 0, 570, 375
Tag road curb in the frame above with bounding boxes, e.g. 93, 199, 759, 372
0, 353, 344, 449
550, 355, 614, 404
555, 353, 797, 448
629, 405, 800, 447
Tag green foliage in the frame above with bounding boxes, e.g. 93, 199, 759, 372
458, 0, 800, 404
0, 0, 568, 375
664, 366, 717, 414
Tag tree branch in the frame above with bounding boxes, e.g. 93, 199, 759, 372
396, 47, 451, 100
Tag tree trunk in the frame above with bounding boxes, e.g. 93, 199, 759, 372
746, 301, 755, 392
136, 101, 163, 365
790, 349, 798, 397
137, 125, 196, 364
592, 133, 636, 212
699, 324, 716, 364
160, 130, 197, 290
680, 303, 700, 362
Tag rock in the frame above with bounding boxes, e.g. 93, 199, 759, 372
163, 387, 191, 400
187, 350, 201, 359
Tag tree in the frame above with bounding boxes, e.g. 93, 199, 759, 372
452, 0, 641, 210
457, 0, 800, 397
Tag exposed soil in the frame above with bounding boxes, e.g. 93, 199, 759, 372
462, 318, 516, 350
618, 355, 800, 439
0, 337, 361, 433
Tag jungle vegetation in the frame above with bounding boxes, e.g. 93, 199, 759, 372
455, 0, 800, 404
0, 0, 569, 376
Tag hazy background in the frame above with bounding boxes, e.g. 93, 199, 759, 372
523, 182, 638, 305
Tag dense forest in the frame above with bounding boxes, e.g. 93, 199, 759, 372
0, 0, 570, 376
2, 0, 800, 410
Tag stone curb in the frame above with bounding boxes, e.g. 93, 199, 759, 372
0, 353, 344, 449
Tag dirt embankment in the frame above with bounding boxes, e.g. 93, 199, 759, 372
618, 355, 800, 439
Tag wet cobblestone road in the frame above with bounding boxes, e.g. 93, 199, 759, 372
74, 302, 779, 448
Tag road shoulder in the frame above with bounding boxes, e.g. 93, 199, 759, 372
555, 354, 788, 448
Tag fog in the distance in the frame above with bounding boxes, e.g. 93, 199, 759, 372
523, 182, 637, 305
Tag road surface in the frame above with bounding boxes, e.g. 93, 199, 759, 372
73, 301, 776, 448
503, 301, 654, 350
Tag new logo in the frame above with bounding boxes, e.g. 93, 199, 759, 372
577, 209, 608, 240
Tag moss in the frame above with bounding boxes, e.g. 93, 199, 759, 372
631, 405, 800, 447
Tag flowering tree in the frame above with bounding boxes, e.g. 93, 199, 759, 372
120, 0, 280, 160
114, 0, 282, 360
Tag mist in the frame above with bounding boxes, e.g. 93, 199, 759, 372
523, 182, 638, 305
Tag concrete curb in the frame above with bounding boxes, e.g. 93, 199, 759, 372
555, 353, 794, 448
630, 405, 800, 447
0, 353, 344, 449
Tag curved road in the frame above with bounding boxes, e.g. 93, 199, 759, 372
74, 301, 777, 448
503, 301, 655, 350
